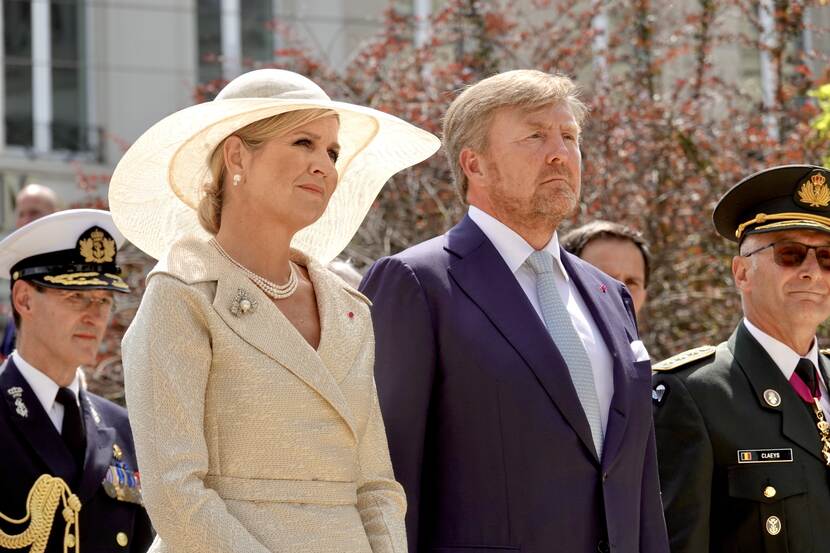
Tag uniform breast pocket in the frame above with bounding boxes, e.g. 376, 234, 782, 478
727, 462, 811, 553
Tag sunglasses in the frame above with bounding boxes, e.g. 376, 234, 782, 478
742, 241, 830, 271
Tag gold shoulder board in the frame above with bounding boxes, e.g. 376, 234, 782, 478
820, 347, 830, 357
653, 345, 716, 372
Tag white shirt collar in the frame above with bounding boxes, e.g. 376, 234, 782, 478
468, 205, 569, 281
10, 351, 81, 411
743, 318, 819, 378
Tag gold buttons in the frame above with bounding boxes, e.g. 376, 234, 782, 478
766, 515, 782, 536
112, 443, 123, 460
116, 532, 128, 547
763, 486, 777, 498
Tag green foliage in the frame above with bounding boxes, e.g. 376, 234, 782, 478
810, 83, 830, 166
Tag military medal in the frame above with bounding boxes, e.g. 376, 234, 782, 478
812, 398, 830, 466
790, 360, 830, 466
102, 445, 144, 505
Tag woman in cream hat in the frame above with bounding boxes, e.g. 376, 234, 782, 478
110, 69, 439, 552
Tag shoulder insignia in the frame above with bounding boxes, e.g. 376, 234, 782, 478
821, 347, 830, 357
653, 345, 716, 372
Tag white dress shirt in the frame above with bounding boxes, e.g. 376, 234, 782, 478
2, 351, 82, 433
468, 206, 615, 432
744, 318, 830, 418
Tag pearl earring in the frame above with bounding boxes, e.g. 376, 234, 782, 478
232, 174, 241, 186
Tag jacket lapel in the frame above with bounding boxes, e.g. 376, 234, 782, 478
561, 252, 638, 469
210, 250, 358, 439
0, 359, 77, 480
445, 216, 599, 461
312, 264, 372, 385
76, 391, 116, 501
731, 324, 824, 463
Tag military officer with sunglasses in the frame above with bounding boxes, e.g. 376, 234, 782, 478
653, 164, 830, 553
0, 209, 152, 552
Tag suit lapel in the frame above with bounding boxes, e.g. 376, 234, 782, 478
211, 251, 357, 439
76, 391, 116, 501
561, 252, 636, 468
0, 359, 76, 480
312, 264, 372, 385
731, 324, 824, 463
446, 217, 599, 460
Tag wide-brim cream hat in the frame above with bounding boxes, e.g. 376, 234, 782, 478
109, 69, 440, 263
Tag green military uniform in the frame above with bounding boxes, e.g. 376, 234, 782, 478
654, 325, 830, 552
654, 164, 830, 553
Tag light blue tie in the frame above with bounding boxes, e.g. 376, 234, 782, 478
526, 250, 604, 458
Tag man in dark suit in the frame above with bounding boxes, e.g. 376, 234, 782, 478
0, 209, 152, 552
360, 70, 669, 553
654, 164, 830, 553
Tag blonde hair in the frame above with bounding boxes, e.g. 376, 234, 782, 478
198, 108, 338, 234
442, 69, 588, 201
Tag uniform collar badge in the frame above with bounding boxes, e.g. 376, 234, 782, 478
7, 386, 28, 418
763, 388, 781, 407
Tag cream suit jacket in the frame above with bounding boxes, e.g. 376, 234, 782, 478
122, 236, 407, 553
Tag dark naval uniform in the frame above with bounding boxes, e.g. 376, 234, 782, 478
653, 325, 830, 553
0, 209, 153, 552
0, 358, 153, 553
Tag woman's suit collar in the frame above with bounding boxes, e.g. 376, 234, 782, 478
148, 235, 371, 441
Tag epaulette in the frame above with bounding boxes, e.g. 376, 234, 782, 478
652, 345, 716, 372
821, 347, 830, 357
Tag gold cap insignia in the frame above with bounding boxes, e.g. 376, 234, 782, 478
797, 172, 830, 208
78, 227, 116, 263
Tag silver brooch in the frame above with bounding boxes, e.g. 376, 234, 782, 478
230, 289, 257, 317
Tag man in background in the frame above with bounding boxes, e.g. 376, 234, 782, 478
2, 183, 60, 358
561, 220, 651, 317
14, 183, 59, 228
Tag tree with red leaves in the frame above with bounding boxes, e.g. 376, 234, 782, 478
84, 0, 830, 400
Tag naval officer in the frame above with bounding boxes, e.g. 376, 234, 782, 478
0, 209, 152, 552
654, 165, 830, 553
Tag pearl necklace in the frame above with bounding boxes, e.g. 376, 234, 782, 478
211, 239, 299, 300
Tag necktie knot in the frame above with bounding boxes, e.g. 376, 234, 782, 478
526, 250, 555, 276
795, 358, 819, 397
55, 387, 78, 408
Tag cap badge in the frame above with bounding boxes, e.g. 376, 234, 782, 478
79, 227, 116, 263
797, 172, 830, 209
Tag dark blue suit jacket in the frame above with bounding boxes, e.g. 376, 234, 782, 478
0, 359, 153, 553
360, 216, 669, 553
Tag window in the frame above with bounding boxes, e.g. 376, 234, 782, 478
197, 0, 276, 87
2, 0, 89, 154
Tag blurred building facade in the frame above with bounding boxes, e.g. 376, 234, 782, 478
1, 0, 829, 232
